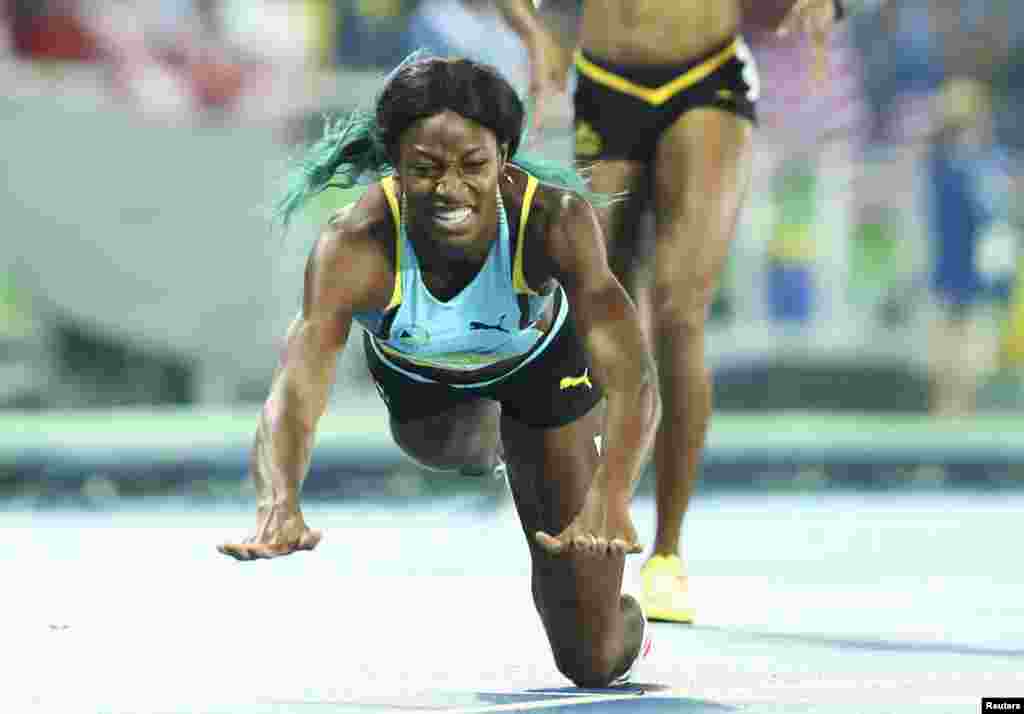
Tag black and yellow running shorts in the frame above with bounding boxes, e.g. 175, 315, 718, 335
365, 306, 605, 429
573, 36, 759, 162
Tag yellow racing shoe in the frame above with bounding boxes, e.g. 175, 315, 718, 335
639, 554, 695, 624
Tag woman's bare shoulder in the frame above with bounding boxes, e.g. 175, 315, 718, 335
309, 183, 398, 312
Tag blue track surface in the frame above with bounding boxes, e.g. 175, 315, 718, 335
5, 408, 1024, 492
6, 489, 1023, 713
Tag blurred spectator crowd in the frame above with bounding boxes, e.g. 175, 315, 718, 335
3, 2, 1022, 142
1, 0, 332, 123
0, 0, 567, 125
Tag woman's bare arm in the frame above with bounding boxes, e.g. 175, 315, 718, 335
533, 191, 661, 557
219, 208, 388, 560
547, 194, 661, 503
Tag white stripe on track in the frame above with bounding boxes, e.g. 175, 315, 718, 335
444, 692, 645, 713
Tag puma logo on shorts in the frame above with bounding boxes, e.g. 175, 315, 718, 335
560, 369, 593, 391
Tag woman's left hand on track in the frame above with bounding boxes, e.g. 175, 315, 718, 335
534, 470, 642, 557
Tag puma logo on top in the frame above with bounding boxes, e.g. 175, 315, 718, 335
469, 315, 510, 333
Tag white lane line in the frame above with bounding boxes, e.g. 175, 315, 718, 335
444, 692, 644, 713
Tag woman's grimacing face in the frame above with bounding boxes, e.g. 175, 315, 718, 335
395, 110, 507, 257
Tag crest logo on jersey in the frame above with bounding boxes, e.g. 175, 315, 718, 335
396, 325, 430, 346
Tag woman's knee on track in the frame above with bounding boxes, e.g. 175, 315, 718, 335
531, 581, 624, 687
549, 635, 622, 688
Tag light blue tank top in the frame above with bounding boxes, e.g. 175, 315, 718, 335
355, 174, 566, 383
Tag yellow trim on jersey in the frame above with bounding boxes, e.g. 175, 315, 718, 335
513, 175, 540, 296
573, 39, 737, 106
379, 176, 403, 311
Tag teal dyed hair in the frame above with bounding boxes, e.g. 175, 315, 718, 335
275, 53, 614, 229
274, 109, 388, 228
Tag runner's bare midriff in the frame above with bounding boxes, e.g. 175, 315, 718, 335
578, 0, 741, 65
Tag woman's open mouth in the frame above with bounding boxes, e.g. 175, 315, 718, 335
432, 206, 473, 229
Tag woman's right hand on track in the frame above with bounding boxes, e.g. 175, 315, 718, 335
534, 467, 643, 558
217, 504, 321, 561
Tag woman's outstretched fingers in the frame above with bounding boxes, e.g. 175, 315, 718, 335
217, 542, 254, 560
219, 542, 285, 560
602, 535, 641, 556
536, 530, 643, 558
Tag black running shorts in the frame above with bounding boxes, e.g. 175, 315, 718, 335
364, 308, 604, 429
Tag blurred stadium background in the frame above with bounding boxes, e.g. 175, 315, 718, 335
3, 0, 1024, 505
